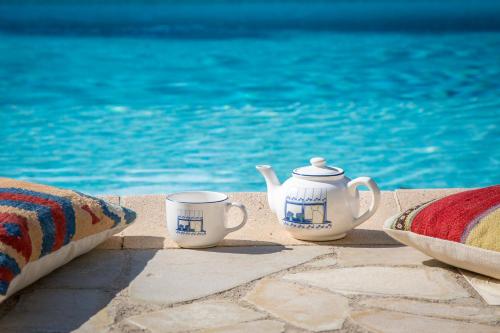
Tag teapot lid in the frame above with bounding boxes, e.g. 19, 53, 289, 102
293, 157, 344, 177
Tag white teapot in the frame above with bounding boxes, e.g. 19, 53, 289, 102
256, 157, 381, 241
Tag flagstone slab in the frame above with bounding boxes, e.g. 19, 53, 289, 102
126, 301, 265, 333
359, 298, 500, 323
305, 257, 338, 268
461, 270, 500, 305
336, 246, 434, 267
73, 307, 115, 333
395, 188, 466, 212
37, 250, 128, 289
244, 279, 349, 331
202, 320, 285, 333
129, 246, 331, 304
283, 266, 469, 300
351, 309, 499, 333
0, 289, 112, 333
328, 228, 399, 245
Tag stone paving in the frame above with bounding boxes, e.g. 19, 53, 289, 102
0, 189, 498, 333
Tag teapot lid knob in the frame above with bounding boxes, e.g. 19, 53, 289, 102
293, 157, 344, 177
310, 157, 326, 167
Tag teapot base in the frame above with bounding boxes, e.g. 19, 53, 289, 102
292, 232, 347, 242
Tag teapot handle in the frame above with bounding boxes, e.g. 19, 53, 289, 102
347, 177, 381, 227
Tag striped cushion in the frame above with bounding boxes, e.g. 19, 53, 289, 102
0, 178, 136, 296
388, 186, 500, 251
384, 185, 500, 279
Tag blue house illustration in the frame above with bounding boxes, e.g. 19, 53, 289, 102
176, 209, 206, 235
283, 188, 330, 225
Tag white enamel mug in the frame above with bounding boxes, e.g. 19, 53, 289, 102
166, 191, 248, 248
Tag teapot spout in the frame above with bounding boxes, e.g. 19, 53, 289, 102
256, 165, 281, 213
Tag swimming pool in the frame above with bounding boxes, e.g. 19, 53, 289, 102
1, 1, 499, 194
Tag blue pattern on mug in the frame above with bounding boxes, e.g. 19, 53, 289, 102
176, 209, 207, 236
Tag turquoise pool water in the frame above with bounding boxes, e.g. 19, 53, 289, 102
1, 3, 499, 194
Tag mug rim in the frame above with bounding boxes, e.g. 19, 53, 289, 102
166, 191, 228, 204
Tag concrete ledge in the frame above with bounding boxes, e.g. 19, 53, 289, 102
97, 189, 468, 249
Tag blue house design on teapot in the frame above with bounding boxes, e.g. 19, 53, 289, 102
176, 209, 206, 235
283, 188, 330, 227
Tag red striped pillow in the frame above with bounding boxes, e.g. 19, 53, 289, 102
0, 178, 136, 301
384, 185, 500, 279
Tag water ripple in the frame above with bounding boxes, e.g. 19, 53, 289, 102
0, 31, 499, 194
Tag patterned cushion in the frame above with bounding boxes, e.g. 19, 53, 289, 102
0, 178, 136, 299
384, 185, 500, 279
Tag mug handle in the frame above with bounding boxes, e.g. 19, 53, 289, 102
347, 176, 381, 227
224, 201, 248, 233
